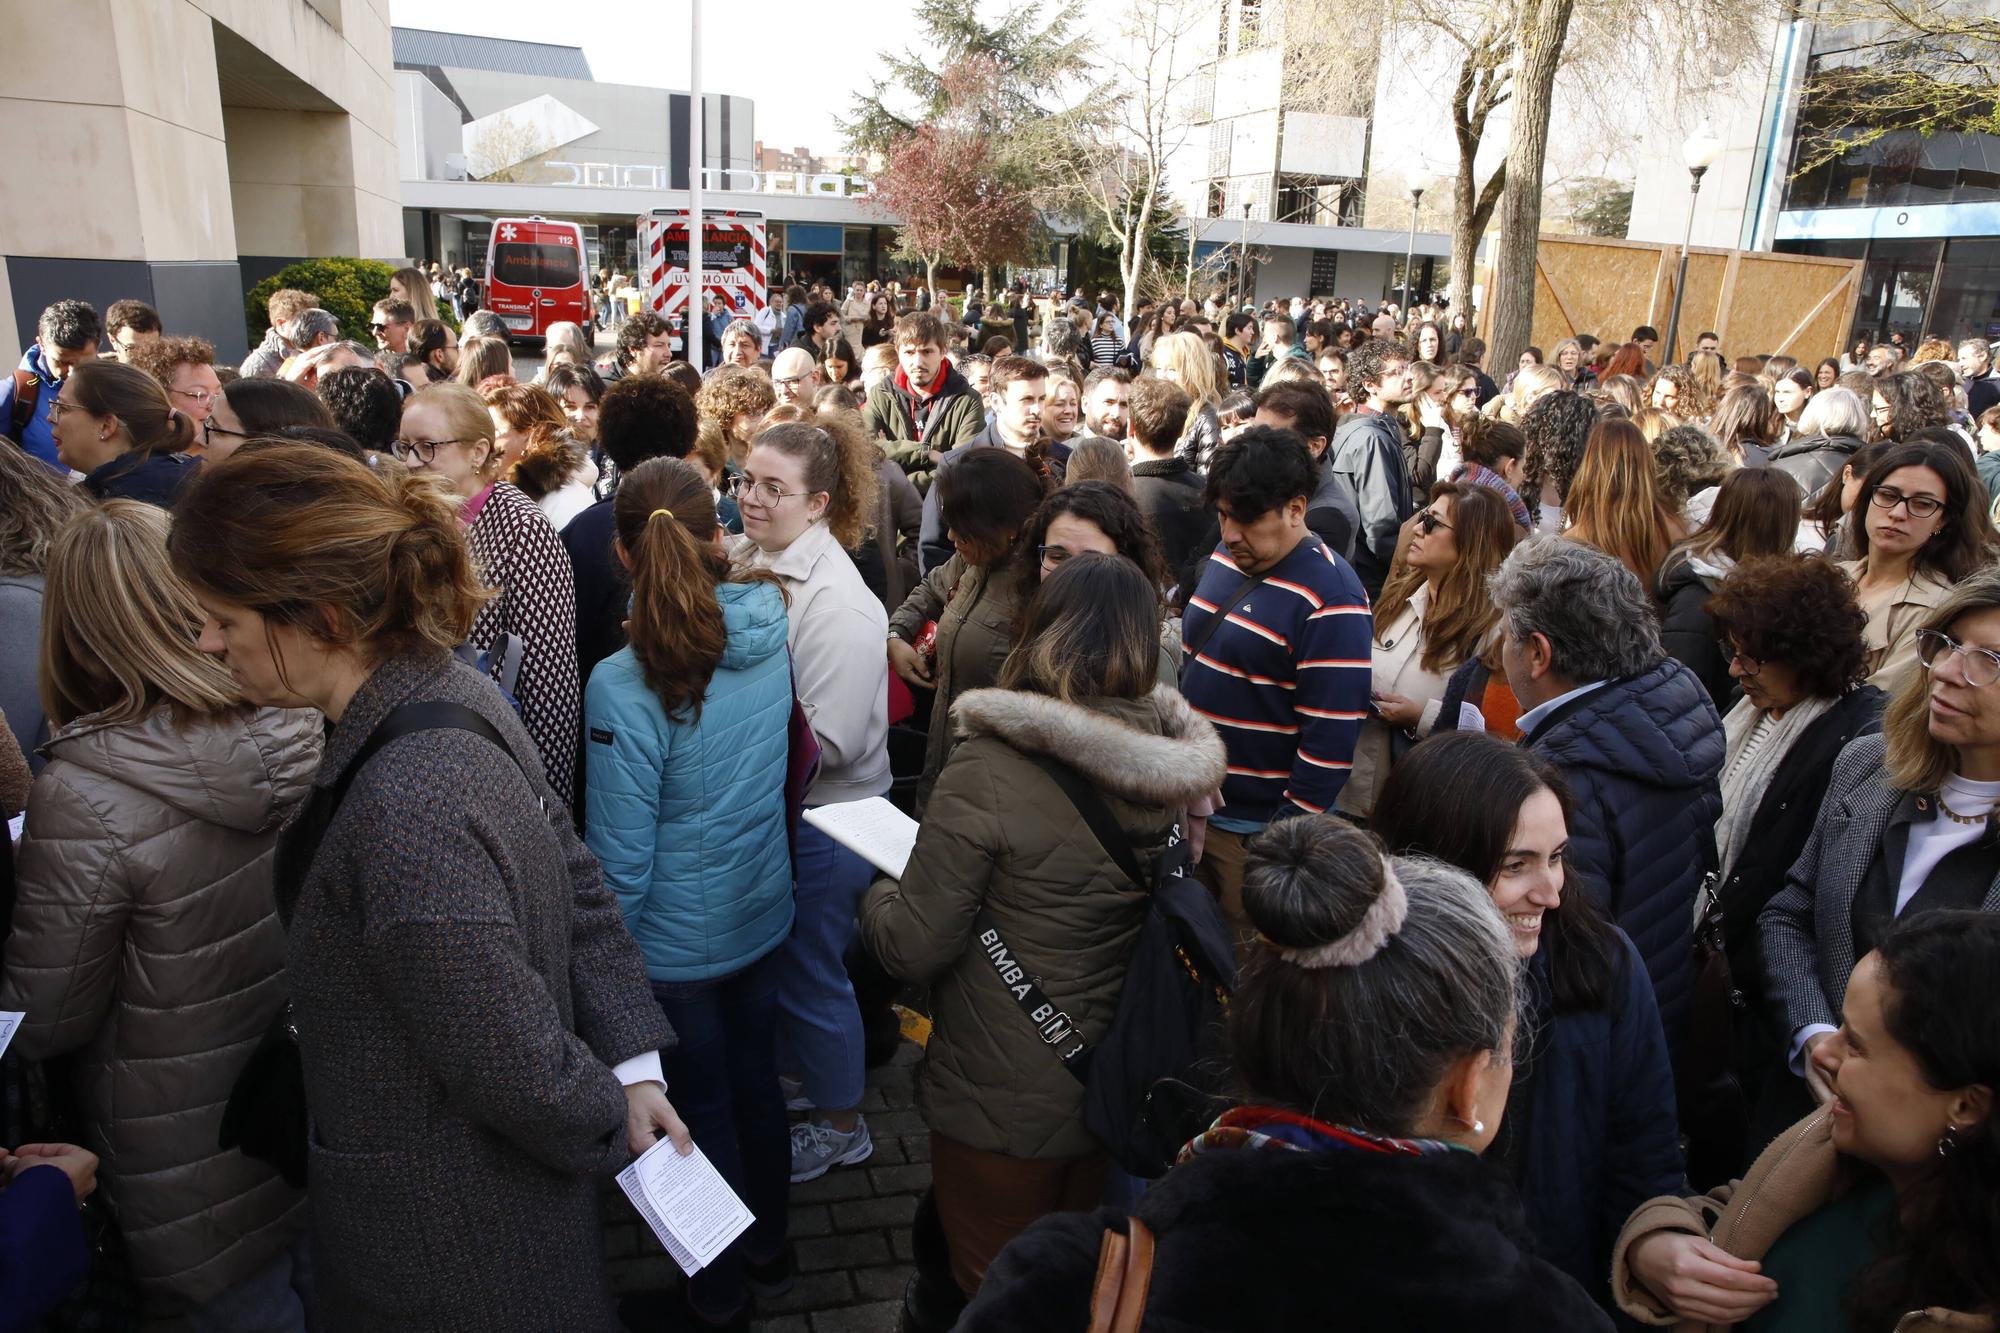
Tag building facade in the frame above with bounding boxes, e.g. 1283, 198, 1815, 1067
0, 0, 401, 365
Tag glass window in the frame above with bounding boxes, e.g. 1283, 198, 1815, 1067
1855, 239, 1941, 345
491, 243, 581, 288
1932, 239, 2000, 344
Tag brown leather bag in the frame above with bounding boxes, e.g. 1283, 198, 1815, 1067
1086, 1217, 1156, 1333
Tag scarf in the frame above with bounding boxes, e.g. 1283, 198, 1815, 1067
1180, 1105, 1471, 1163
1716, 691, 1836, 879
1451, 461, 1531, 530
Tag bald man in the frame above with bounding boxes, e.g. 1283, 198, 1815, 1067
771, 346, 823, 407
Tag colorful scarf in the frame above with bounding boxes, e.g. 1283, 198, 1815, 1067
1179, 1105, 1471, 1163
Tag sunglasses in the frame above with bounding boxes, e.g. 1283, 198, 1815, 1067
1415, 510, 1453, 535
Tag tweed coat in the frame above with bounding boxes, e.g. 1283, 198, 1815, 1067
1758, 732, 2000, 1040
281, 649, 672, 1332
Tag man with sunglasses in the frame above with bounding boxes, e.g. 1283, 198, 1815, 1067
370, 298, 414, 356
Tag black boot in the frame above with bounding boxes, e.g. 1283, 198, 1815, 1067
899, 1189, 968, 1333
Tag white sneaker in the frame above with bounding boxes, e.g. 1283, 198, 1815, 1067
789, 1115, 872, 1183
779, 1075, 814, 1113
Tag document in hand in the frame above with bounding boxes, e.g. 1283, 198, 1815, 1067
617, 1137, 755, 1276
0, 1011, 20, 1061
802, 796, 919, 880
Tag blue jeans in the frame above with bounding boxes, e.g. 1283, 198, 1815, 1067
777, 821, 872, 1111
652, 948, 790, 1323
184, 1229, 311, 1333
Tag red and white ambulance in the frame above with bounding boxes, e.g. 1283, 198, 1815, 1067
484, 216, 592, 343
638, 209, 768, 358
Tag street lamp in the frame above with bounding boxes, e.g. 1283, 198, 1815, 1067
1663, 122, 1723, 365
1238, 200, 1253, 308
1402, 172, 1433, 311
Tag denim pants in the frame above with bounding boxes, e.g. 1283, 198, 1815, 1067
652, 948, 790, 1322
776, 821, 873, 1111
184, 1229, 311, 1333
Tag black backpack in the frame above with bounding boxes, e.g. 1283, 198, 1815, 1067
976, 756, 1238, 1177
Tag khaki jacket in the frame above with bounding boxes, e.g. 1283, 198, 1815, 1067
1840, 560, 1953, 693
861, 686, 1226, 1159
887, 554, 1030, 811
3, 704, 321, 1304
1612, 1110, 1994, 1333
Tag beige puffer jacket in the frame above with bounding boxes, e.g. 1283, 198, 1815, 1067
2, 703, 321, 1306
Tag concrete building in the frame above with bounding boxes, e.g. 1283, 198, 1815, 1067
0, 0, 401, 366
1628, 11, 2000, 348
1170, 0, 1455, 306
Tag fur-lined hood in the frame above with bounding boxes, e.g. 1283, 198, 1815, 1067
950, 685, 1225, 807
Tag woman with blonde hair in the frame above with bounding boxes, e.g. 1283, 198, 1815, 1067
1564, 418, 1686, 587
389, 265, 441, 323
725, 414, 892, 1185
1337, 481, 1520, 820
456, 334, 515, 390
1685, 349, 1728, 420
1709, 383, 1784, 466
483, 381, 598, 531
696, 364, 779, 467
47, 359, 199, 506
1485, 362, 1564, 425
394, 382, 581, 801
1646, 363, 1692, 416
2, 499, 321, 1325
1149, 330, 1225, 467
162, 443, 681, 1331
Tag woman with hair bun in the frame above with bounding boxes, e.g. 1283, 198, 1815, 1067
48, 359, 199, 505
961, 814, 1611, 1331
163, 442, 684, 1333
585, 457, 797, 1330
724, 414, 893, 1185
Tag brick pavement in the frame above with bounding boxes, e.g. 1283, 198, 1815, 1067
602, 1040, 929, 1333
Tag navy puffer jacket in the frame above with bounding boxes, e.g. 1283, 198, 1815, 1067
1523, 660, 1724, 1049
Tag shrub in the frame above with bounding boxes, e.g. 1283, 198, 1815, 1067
244, 258, 397, 347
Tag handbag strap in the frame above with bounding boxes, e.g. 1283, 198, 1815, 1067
1180, 571, 1268, 665
1031, 755, 1146, 890
1086, 1217, 1156, 1333
331, 700, 526, 815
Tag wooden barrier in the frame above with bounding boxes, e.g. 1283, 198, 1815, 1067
1481, 234, 1863, 364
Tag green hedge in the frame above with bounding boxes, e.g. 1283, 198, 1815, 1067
244, 258, 396, 346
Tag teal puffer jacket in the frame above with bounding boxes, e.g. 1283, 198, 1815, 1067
584, 580, 795, 981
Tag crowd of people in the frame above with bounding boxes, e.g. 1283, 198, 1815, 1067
1, 269, 1998, 1333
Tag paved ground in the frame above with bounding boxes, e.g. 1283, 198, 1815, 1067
602, 1039, 928, 1333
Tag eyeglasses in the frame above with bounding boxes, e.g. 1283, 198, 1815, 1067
203, 418, 251, 447
1721, 642, 1764, 677
1917, 629, 2000, 688
1455, 386, 1479, 398
1415, 510, 1453, 535
390, 437, 470, 464
1869, 486, 1945, 519
170, 386, 214, 407
1037, 544, 1081, 569
773, 371, 817, 389
44, 398, 85, 424
729, 475, 817, 506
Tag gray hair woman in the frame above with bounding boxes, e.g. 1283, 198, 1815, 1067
1768, 385, 1868, 500
961, 818, 1614, 1330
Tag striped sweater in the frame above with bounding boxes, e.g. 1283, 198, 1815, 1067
1180, 536, 1373, 825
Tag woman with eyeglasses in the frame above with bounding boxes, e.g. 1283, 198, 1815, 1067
1758, 568, 2000, 1139
887, 448, 1047, 812
583, 458, 796, 1329
396, 382, 581, 803
1691, 556, 1885, 1177
202, 377, 334, 463
48, 360, 199, 507
1337, 482, 1519, 821
1838, 439, 1995, 689
1010, 481, 1176, 678
724, 415, 892, 1188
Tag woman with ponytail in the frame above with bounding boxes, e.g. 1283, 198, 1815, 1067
724, 413, 892, 1185
585, 457, 798, 1330
47, 359, 199, 506
961, 817, 1612, 1332
163, 443, 684, 1332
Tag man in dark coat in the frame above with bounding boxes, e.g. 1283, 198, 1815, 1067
1494, 538, 1724, 1049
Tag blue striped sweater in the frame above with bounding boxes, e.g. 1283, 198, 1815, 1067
1180, 535, 1373, 825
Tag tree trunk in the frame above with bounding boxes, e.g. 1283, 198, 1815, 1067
1451, 163, 1505, 331
1487, 0, 1575, 369
926, 256, 940, 315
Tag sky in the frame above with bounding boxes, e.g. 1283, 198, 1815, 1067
387, 0, 1121, 154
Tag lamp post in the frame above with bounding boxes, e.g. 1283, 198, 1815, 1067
1238, 199, 1253, 308
1402, 173, 1432, 311
1663, 122, 1722, 366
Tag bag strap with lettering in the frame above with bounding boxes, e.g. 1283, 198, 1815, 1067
1086, 1217, 1156, 1333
